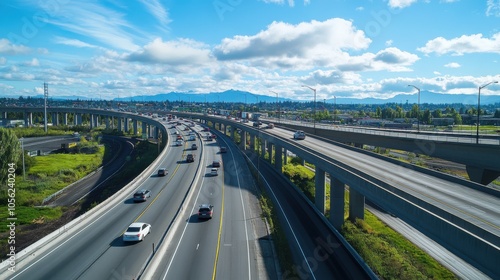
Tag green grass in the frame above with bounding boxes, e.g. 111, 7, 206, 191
0, 206, 63, 228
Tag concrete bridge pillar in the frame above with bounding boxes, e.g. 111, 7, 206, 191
76, 113, 82, 125
28, 112, 33, 126
260, 139, 266, 158
63, 113, 68, 125
117, 117, 123, 132
124, 118, 130, 133
283, 148, 288, 165
349, 188, 365, 222
105, 116, 110, 129
239, 130, 246, 150
52, 113, 58, 126
142, 122, 147, 138
275, 144, 282, 172
23, 111, 29, 127
466, 165, 500, 185
250, 134, 255, 151
154, 126, 159, 139
315, 167, 326, 214
94, 115, 99, 128
330, 178, 345, 230
89, 114, 94, 129
133, 119, 138, 135
267, 142, 273, 162
2, 112, 6, 119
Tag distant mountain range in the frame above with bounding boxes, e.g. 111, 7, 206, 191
17, 89, 500, 105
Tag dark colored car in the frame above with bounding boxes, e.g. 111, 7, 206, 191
192, 143, 198, 150
133, 189, 151, 202
157, 168, 168, 176
220, 146, 227, 153
212, 160, 221, 167
186, 154, 195, 162
198, 204, 214, 219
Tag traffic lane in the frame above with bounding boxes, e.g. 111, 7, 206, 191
79, 155, 201, 279
9, 138, 189, 279
22, 135, 78, 153
157, 137, 224, 279
247, 153, 373, 279
216, 137, 257, 280
271, 128, 500, 234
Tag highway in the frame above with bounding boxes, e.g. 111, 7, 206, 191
4, 121, 275, 280
259, 124, 500, 237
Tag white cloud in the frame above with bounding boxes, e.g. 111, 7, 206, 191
444, 62, 460, 68
54, 36, 99, 48
486, 0, 500, 16
385, 40, 393, 47
24, 58, 40, 67
0, 39, 31, 55
418, 33, 500, 55
139, 0, 171, 29
213, 18, 371, 70
127, 38, 212, 66
388, 0, 418, 9
40, 2, 140, 52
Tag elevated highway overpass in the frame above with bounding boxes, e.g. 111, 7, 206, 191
2, 107, 500, 278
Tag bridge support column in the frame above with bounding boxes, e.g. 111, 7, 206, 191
275, 144, 282, 172
230, 126, 235, 141
154, 126, 159, 139
260, 139, 266, 158
2, 112, 6, 119
89, 114, 94, 129
315, 167, 326, 214
283, 148, 288, 165
117, 117, 123, 132
105, 116, 110, 129
349, 188, 365, 222
124, 118, 130, 133
267, 142, 273, 162
133, 120, 138, 135
330, 178, 345, 230
52, 113, 58, 126
250, 134, 255, 151
23, 111, 29, 127
28, 112, 33, 126
239, 130, 246, 150
63, 113, 67, 125
466, 165, 500, 185
76, 113, 82, 125
142, 122, 147, 138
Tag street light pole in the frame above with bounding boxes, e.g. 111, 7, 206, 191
302, 85, 316, 132
270, 91, 279, 123
476, 81, 498, 144
333, 96, 337, 124
408, 85, 420, 132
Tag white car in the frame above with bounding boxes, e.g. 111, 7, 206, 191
123, 222, 151, 242
210, 168, 218, 176
293, 130, 306, 140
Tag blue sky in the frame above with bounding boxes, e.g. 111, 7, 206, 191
1, 0, 499, 101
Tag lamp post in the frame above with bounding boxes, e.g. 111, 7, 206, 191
476, 81, 498, 144
408, 85, 420, 132
270, 91, 279, 123
333, 95, 337, 124
20, 137, 25, 180
302, 85, 316, 131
